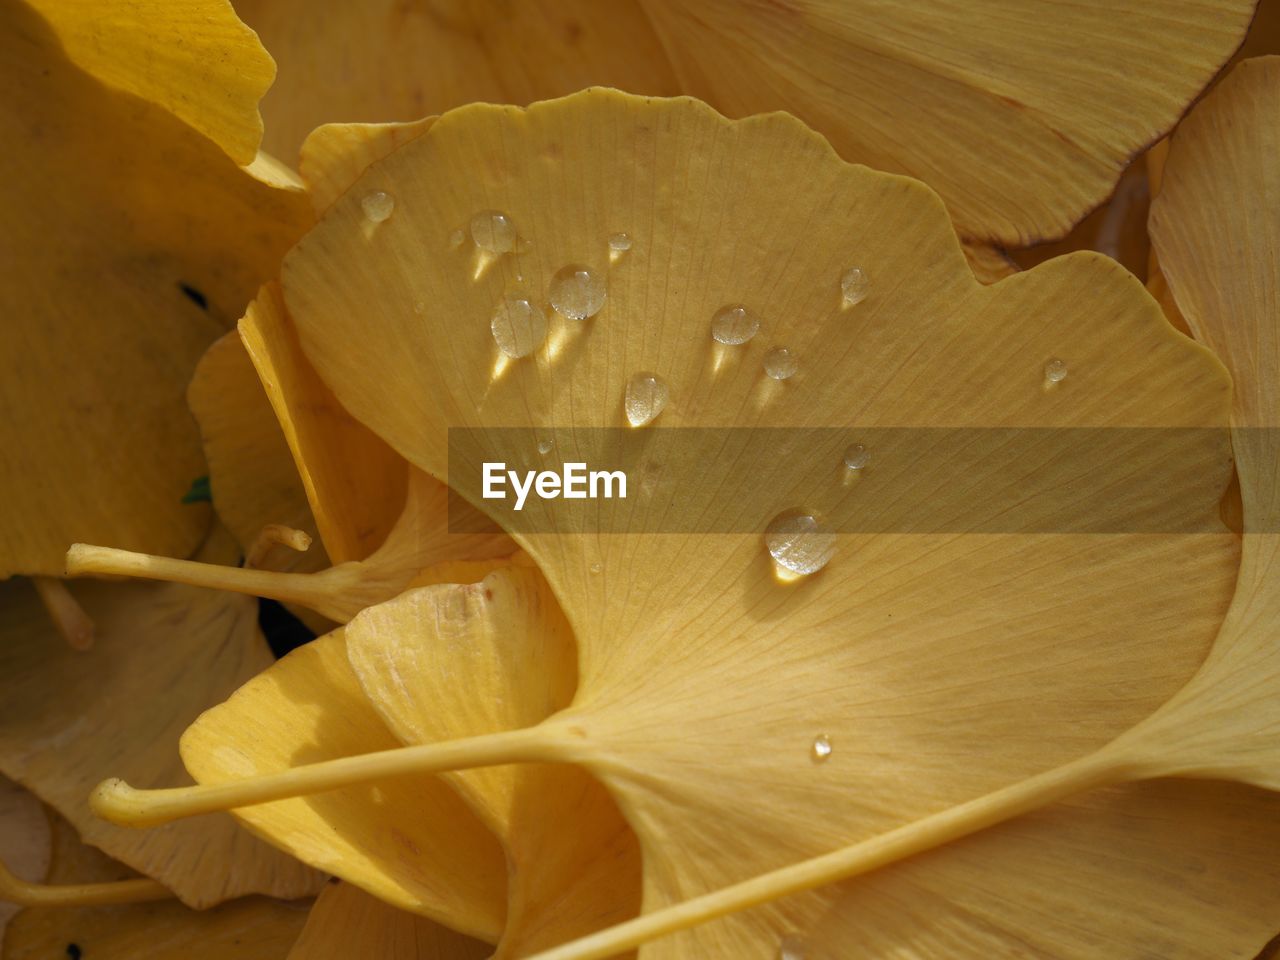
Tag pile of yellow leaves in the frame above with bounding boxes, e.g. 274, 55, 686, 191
2, 1, 1279, 958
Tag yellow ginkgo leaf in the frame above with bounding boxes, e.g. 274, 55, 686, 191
0, 529, 320, 909
275, 89, 1247, 957
3, 812, 311, 960
287, 881, 489, 960
23, 0, 272, 164
0, 778, 51, 948
1010, 155, 1151, 280
1134, 54, 1280, 784
187, 331, 326, 572
179, 624, 509, 943
89, 90, 1257, 958
237, 282, 409, 565
234, 0, 680, 162
300, 120, 436, 215
535, 63, 1280, 957
186, 328, 334, 634
345, 568, 641, 957
959, 242, 1018, 285
638, 0, 1252, 245
0, 0, 312, 578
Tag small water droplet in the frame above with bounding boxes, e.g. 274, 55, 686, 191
449, 229, 465, 248
711, 305, 760, 345
413, 301, 426, 316
766, 513, 835, 576
549, 265, 607, 320
608, 232, 632, 252
537, 438, 554, 455
763, 347, 797, 380
843, 444, 869, 470
470, 211, 516, 253
624, 372, 669, 428
841, 266, 869, 307
490, 296, 548, 359
589, 561, 602, 575
361, 191, 395, 223
811, 735, 833, 763
1044, 358, 1068, 383
778, 934, 809, 960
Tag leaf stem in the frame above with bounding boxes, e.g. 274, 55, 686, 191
0, 857, 172, 907
525, 750, 1127, 960
92, 726, 570, 828
31, 576, 94, 650
65, 543, 349, 621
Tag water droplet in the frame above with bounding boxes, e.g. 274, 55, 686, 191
448, 229, 465, 248
763, 347, 797, 380
537, 438, 554, 455
778, 935, 809, 960
470, 211, 516, 253
841, 266, 869, 307
624, 372, 669, 428
490, 296, 548, 359
608, 232, 632, 253
549, 265, 607, 320
589, 561, 602, 575
361, 191, 395, 223
1044, 358, 1068, 383
811, 735, 833, 763
711, 305, 760, 345
843, 444, 869, 471
765, 513, 835, 576
413, 301, 426, 316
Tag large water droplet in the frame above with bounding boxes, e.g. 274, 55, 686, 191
470, 211, 516, 253
711, 305, 760, 345
843, 444, 869, 470
549, 265, 607, 320
778, 935, 809, 960
1044, 358, 1068, 383
841, 266, 869, 306
537, 438, 554, 455
490, 296, 548, 359
766, 513, 835, 576
624, 372, 669, 428
608, 232, 632, 253
811, 734, 833, 763
361, 191, 395, 223
763, 347, 798, 380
